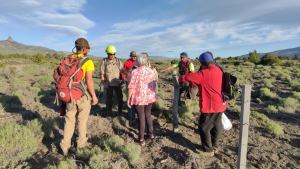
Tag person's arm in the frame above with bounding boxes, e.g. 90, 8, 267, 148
86, 71, 98, 105
161, 63, 178, 73
99, 60, 105, 81
189, 62, 195, 72
185, 72, 202, 86
127, 70, 137, 108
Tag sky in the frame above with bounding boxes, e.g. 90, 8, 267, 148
0, 0, 300, 58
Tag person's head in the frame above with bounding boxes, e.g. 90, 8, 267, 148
105, 45, 117, 60
130, 51, 137, 60
198, 51, 215, 67
180, 52, 188, 62
137, 52, 150, 67
74, 38, 90, 56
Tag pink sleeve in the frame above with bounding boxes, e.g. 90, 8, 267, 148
128, 70, 137, 89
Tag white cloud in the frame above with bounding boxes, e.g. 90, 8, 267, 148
0, 0, 94, 36
93, 19, 300, 56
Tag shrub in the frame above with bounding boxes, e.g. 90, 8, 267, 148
88, 154, 109, 169
260, 87, 277, 99
260, 53, 281, 66
251, 111, 283, 136
263, 79, 274, 88
292, 92, 300, 100
0, 122, 41, 168
266, 105, 278, 113
280, 97, 299, 113
76, 146, 102, 161
104, 135, 124, 151
46, 158, 77, 169
247, 50, 260, 64
120, 143, 141, 164
32, 53, 46, 63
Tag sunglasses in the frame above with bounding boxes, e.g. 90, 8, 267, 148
108, 53, 115, 56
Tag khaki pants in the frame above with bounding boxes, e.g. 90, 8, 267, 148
60, 95, 91, 154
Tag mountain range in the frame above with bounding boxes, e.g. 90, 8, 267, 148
0, 37, 299, 58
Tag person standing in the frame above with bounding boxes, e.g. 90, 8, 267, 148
122, 51, 138, 123
59, 38, 98, 156
100, 45, 124, 115
184, 51, 227, 156
127, 53, 157, 146
161, 52, 195, 132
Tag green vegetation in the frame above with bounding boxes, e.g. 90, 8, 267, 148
46, 158, 77, 169
266, 105, 278, 113
120, 143, 141, 164
247, 50, 260, 64
251, 111, 284, 137
260, 87, 277, 99
279, 97, 300, 113
104, 135, 124, 151
0, 120, 43, 168
263, 78, 275, 88
260, 53, 281, 66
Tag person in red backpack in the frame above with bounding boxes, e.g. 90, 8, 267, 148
59, 38, 98, 156
184, 51, 227, 156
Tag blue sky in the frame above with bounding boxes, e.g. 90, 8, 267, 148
1, 0, 300, 58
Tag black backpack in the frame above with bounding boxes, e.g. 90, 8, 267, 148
217, 65, 238, 101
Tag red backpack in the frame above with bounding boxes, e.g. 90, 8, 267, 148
53, 55, 89, 103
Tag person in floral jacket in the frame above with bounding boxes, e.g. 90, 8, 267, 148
127, 52, 157, 146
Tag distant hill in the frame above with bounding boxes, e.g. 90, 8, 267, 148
239, 46, 300, 58
0, 36, 59, 55
271, 46, 300, 57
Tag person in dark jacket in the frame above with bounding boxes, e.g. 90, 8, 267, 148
184, 51, 227, 156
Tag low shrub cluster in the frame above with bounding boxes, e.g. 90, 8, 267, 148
0, 120, 43, 168
251, 111, 283, 137
260, 87, 277, 99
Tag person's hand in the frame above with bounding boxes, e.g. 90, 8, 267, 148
127, 99, 131, 108
91, 95, 98, 105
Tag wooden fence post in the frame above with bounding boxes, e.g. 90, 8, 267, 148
237, 84, 252, 169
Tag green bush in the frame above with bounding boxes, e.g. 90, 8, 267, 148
46, 158, 77, 169
251, 111, 283, 136
263, 79, 274, 88
247, 50, 260, 64
88, 154, 109, 169
260, 53, 281, 66
76, 146, 102, 161
280, 97, 299, 113
32, 53, 47, 64
260, 87, 277, 99
104, 135, 124, 151
292, 92, 300, 100
266, 105, 278, 113
0, 121, 42, 168
120, 143, 141, 164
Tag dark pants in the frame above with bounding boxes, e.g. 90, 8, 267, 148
136, 104, 153, 140
198, 112, 223, 152
128, 106, 137, 122
106, 86, 123, 114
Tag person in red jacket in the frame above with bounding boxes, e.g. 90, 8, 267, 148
185, 51, 227, 155
122, 51, 137, 81
123, 51, 138, 124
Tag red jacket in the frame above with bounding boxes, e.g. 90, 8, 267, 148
122, 58, 136, 80
185, 64, 227, 113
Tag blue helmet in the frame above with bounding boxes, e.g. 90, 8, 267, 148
198, 51, 214, 64
180, 52, 188, 58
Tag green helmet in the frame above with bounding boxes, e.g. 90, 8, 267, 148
105, 45, 116, 54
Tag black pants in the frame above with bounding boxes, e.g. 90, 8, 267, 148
136, 104, 153, 140
198, 112, 223, 152
106, 86, 123, 114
